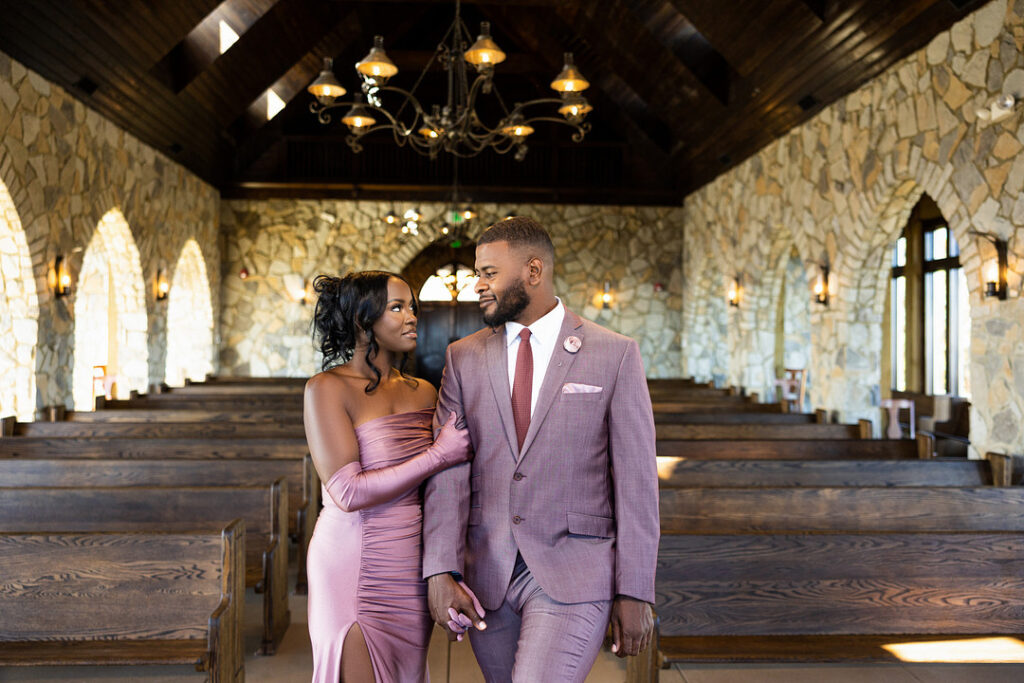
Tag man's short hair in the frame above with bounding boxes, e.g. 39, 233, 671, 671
477, 216, 555, 264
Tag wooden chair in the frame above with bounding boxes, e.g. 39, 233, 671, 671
773, 368, 806, 412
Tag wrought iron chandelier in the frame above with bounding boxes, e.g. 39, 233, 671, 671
306, 0, 593, 160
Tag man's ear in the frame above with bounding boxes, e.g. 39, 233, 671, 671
526, 257, 544, 285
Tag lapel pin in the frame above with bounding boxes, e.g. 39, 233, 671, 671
563, 335, 582, 353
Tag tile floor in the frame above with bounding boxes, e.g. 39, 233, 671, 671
4, 585, 1024, 682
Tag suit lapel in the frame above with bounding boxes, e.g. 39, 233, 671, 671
518, 309, 585, 459
485, 327, 519, 458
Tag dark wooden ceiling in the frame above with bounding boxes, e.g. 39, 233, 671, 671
0, 0, 985, 205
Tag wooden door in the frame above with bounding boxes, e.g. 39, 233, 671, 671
414, 302, 486, 388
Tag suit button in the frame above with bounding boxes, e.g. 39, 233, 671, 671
512, 515, 522, 524
513, 473, 524, 481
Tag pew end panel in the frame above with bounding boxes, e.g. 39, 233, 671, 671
986, 451, 1021, 487
916, 432, 935, 459
0, 522, 245, 681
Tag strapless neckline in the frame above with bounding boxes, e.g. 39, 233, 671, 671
353, 407, 434, 432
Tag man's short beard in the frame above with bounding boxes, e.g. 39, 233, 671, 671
483, 277, 530, 327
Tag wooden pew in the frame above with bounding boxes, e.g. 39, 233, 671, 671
3, 418, 305, 439
657, 457, 994, 487
654, 411, 814, 424
656, 435, 925, 459
100, 395, 303, 411
656, 420, 871, 441
0, 484, 289, 654
0, 523, 244, 680
193, 375, 306, 388
651, 401, 781, 414
628, 486, 1024, 679
66, 409, 304, 424
0, 450, 318, 593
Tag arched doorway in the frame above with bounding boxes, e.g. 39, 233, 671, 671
72, 209, 149, 410
0, 179, 39, 419
165, 239, 215, 386
774, 247, 812, 409
402, 242, 484, 388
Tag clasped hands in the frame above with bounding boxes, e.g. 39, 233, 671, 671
427, 572, 486, 642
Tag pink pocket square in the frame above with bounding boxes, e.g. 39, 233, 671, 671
562, 382, 603, 394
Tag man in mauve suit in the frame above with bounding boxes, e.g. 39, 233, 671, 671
422, 216, 660, 681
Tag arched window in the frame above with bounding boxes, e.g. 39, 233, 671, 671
889, 196, 970, 397
165, 240, 215, 386
418, 264, 479, 302
0, 179, 39, 420
73, 209, 149, 410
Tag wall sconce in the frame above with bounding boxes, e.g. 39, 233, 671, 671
383, 210, 400, 225
239, 267, 249, 280
50, 256, 71, 298
727, 277, 741, 307
975, 232, 1009, 300
155, 269, 170, 301
601, 281, 613, 309
284, 273, 309, 305
813, 265, 829, 306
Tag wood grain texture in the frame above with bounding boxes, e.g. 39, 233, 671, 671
655, 412, 813, 424
652, 402, 782, 414
12, 421, 305, 438
67, 409, 303, 424
656, 438, 916, 459
659, 486, 1024, 533
656, 533, 1024, 637
0, 482, 289, 653
656, 423, 862, 440
657, 458, 992, 487
0, 525, 242, 662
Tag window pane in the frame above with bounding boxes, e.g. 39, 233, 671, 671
893, 237, 907, 268
948, 228, 960, 258
893, 275, 907, 391
929, 270, 948, 394
418, 275, 453, 301
957, 268, 971, 398
929, 227, 948, 261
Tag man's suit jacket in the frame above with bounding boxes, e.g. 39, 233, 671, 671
422, 307, 659, 608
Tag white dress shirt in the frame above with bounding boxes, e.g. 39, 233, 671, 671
505, 298, 565, 417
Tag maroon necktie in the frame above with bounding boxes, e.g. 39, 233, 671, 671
511, 328, 533, 452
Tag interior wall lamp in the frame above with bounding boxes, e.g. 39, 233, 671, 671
973, 231, 1009, 300
50, 256, 71, 298
976, 94, 1018, 124
601, 281, 613, 309
727, 277, 741, 308
813, 265, 829, 306
155, 269, 170, 301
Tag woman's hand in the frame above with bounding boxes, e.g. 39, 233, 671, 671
434, 412, 473, 465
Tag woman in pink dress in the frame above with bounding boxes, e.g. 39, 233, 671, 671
303, 271, 475, 682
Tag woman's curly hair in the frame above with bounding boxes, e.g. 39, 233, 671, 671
311, 271, 416, 392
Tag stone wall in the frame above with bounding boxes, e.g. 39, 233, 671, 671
0, 50, 220, 413
219, 200, 683, 378
682, 0, 1024, 457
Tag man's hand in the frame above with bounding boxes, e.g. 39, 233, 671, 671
609, 596, 653, 658
427, 573, 487, 641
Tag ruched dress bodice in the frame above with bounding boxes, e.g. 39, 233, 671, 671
307, 407, 435, 683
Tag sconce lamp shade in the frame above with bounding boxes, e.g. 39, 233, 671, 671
551, 53, 589, 92
156, 270, 170, 301
356, 35, 398, 80
307, 58, 346, 104
601, 281, 612, 309
465, 23, 506, 67
982, 237, 1008, 300
51, 256, 71, 298
813, 265, 829, 305
727, 278, 740, 307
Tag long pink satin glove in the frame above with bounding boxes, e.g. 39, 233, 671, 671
325, 412, 471, 512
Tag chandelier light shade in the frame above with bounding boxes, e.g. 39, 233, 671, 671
307, 0, 592, 159
550, 53, 590, 93
308, 58, 347, 104
464, 22, 506, 67
355, 35, 399, 81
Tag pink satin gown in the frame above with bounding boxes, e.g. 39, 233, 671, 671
307, 407, 436, 683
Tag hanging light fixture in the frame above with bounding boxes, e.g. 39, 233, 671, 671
307, 0, 592, 160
